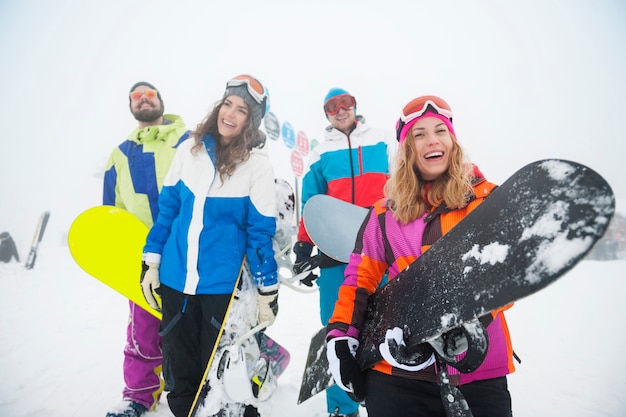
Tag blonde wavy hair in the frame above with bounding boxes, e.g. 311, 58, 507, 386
190, 98, 263, 182
384, 129, 474, 225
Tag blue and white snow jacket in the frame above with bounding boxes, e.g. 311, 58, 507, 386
143, 134, 278, 295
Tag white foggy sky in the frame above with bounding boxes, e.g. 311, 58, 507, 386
0, 0, 624, 245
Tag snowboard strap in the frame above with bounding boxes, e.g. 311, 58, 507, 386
376, 201, 447, 267
435, 355, 474, 417
376, 202, 451, 267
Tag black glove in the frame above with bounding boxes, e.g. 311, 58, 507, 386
294, 255, 322, 286
293, 241, 320, 287
326, 337, 366, 402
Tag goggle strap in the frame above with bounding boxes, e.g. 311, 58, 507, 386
396, 111, 454, 142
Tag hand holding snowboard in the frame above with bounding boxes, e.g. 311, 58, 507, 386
379, 327, 435, 371
326, 336, 366, 402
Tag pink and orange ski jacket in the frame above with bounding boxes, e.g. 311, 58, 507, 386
328, 169, 516, 385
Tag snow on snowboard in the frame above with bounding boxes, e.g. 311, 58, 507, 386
68, 179, 296, 417
188, 263, 283, 417
297, 159, 615, 404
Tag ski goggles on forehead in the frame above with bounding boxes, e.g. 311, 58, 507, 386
323, 94, 356, 115
227, 75, 267, 105
396, 96, 454, 142
399, 96, 453, 123
129, 89, 158, 101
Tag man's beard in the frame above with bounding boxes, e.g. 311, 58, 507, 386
133, 104, 164, 123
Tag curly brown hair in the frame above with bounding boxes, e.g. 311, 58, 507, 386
384, 129, 474, 225
189, 98, 263, 182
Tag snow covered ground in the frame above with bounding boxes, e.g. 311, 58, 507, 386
1, 213, 625, 416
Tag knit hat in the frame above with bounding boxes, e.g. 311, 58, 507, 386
324, 87, 350, 104
323, 87, 357, 117
129, 81, 163, 106
396, 96, 455, 143
223, 75, 268, 130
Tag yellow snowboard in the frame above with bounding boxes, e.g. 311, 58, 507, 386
67, 206, 161, 318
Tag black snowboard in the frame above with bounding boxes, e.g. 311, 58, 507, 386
358, 159, 614, 368
298, 159, 615, 403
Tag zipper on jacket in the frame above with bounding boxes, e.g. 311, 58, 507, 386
358, 147, 364, 175
347, 135, 356, 204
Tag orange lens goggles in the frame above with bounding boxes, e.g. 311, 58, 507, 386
400, 95, 453, 123
323, 94, 356, 115
129, 89, 158, 101
396, 95, 454, 142
227, 75, 267, 105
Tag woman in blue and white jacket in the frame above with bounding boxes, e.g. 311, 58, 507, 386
140, 75, 277, 417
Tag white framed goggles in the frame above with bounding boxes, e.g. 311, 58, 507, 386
396, 95, 453, 141
226, 75, 268, 106
399, 96, 454, 124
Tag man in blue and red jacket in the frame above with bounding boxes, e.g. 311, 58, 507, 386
293, 87, 395, 417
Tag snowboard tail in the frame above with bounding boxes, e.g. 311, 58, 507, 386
25, 210, 50, 270
297, 327, 333, 404
67, 206, 157, 316
303, 195, 368, 263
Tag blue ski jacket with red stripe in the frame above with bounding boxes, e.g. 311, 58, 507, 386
297, 117, 395, 243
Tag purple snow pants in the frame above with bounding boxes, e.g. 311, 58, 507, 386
122, 301, 164, 410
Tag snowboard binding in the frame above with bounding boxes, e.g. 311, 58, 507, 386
436, 355, 474, 417
428, 318, 490, 374
218, 322, 279, 404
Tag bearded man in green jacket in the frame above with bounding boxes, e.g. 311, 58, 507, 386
103, 81, 188, 417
